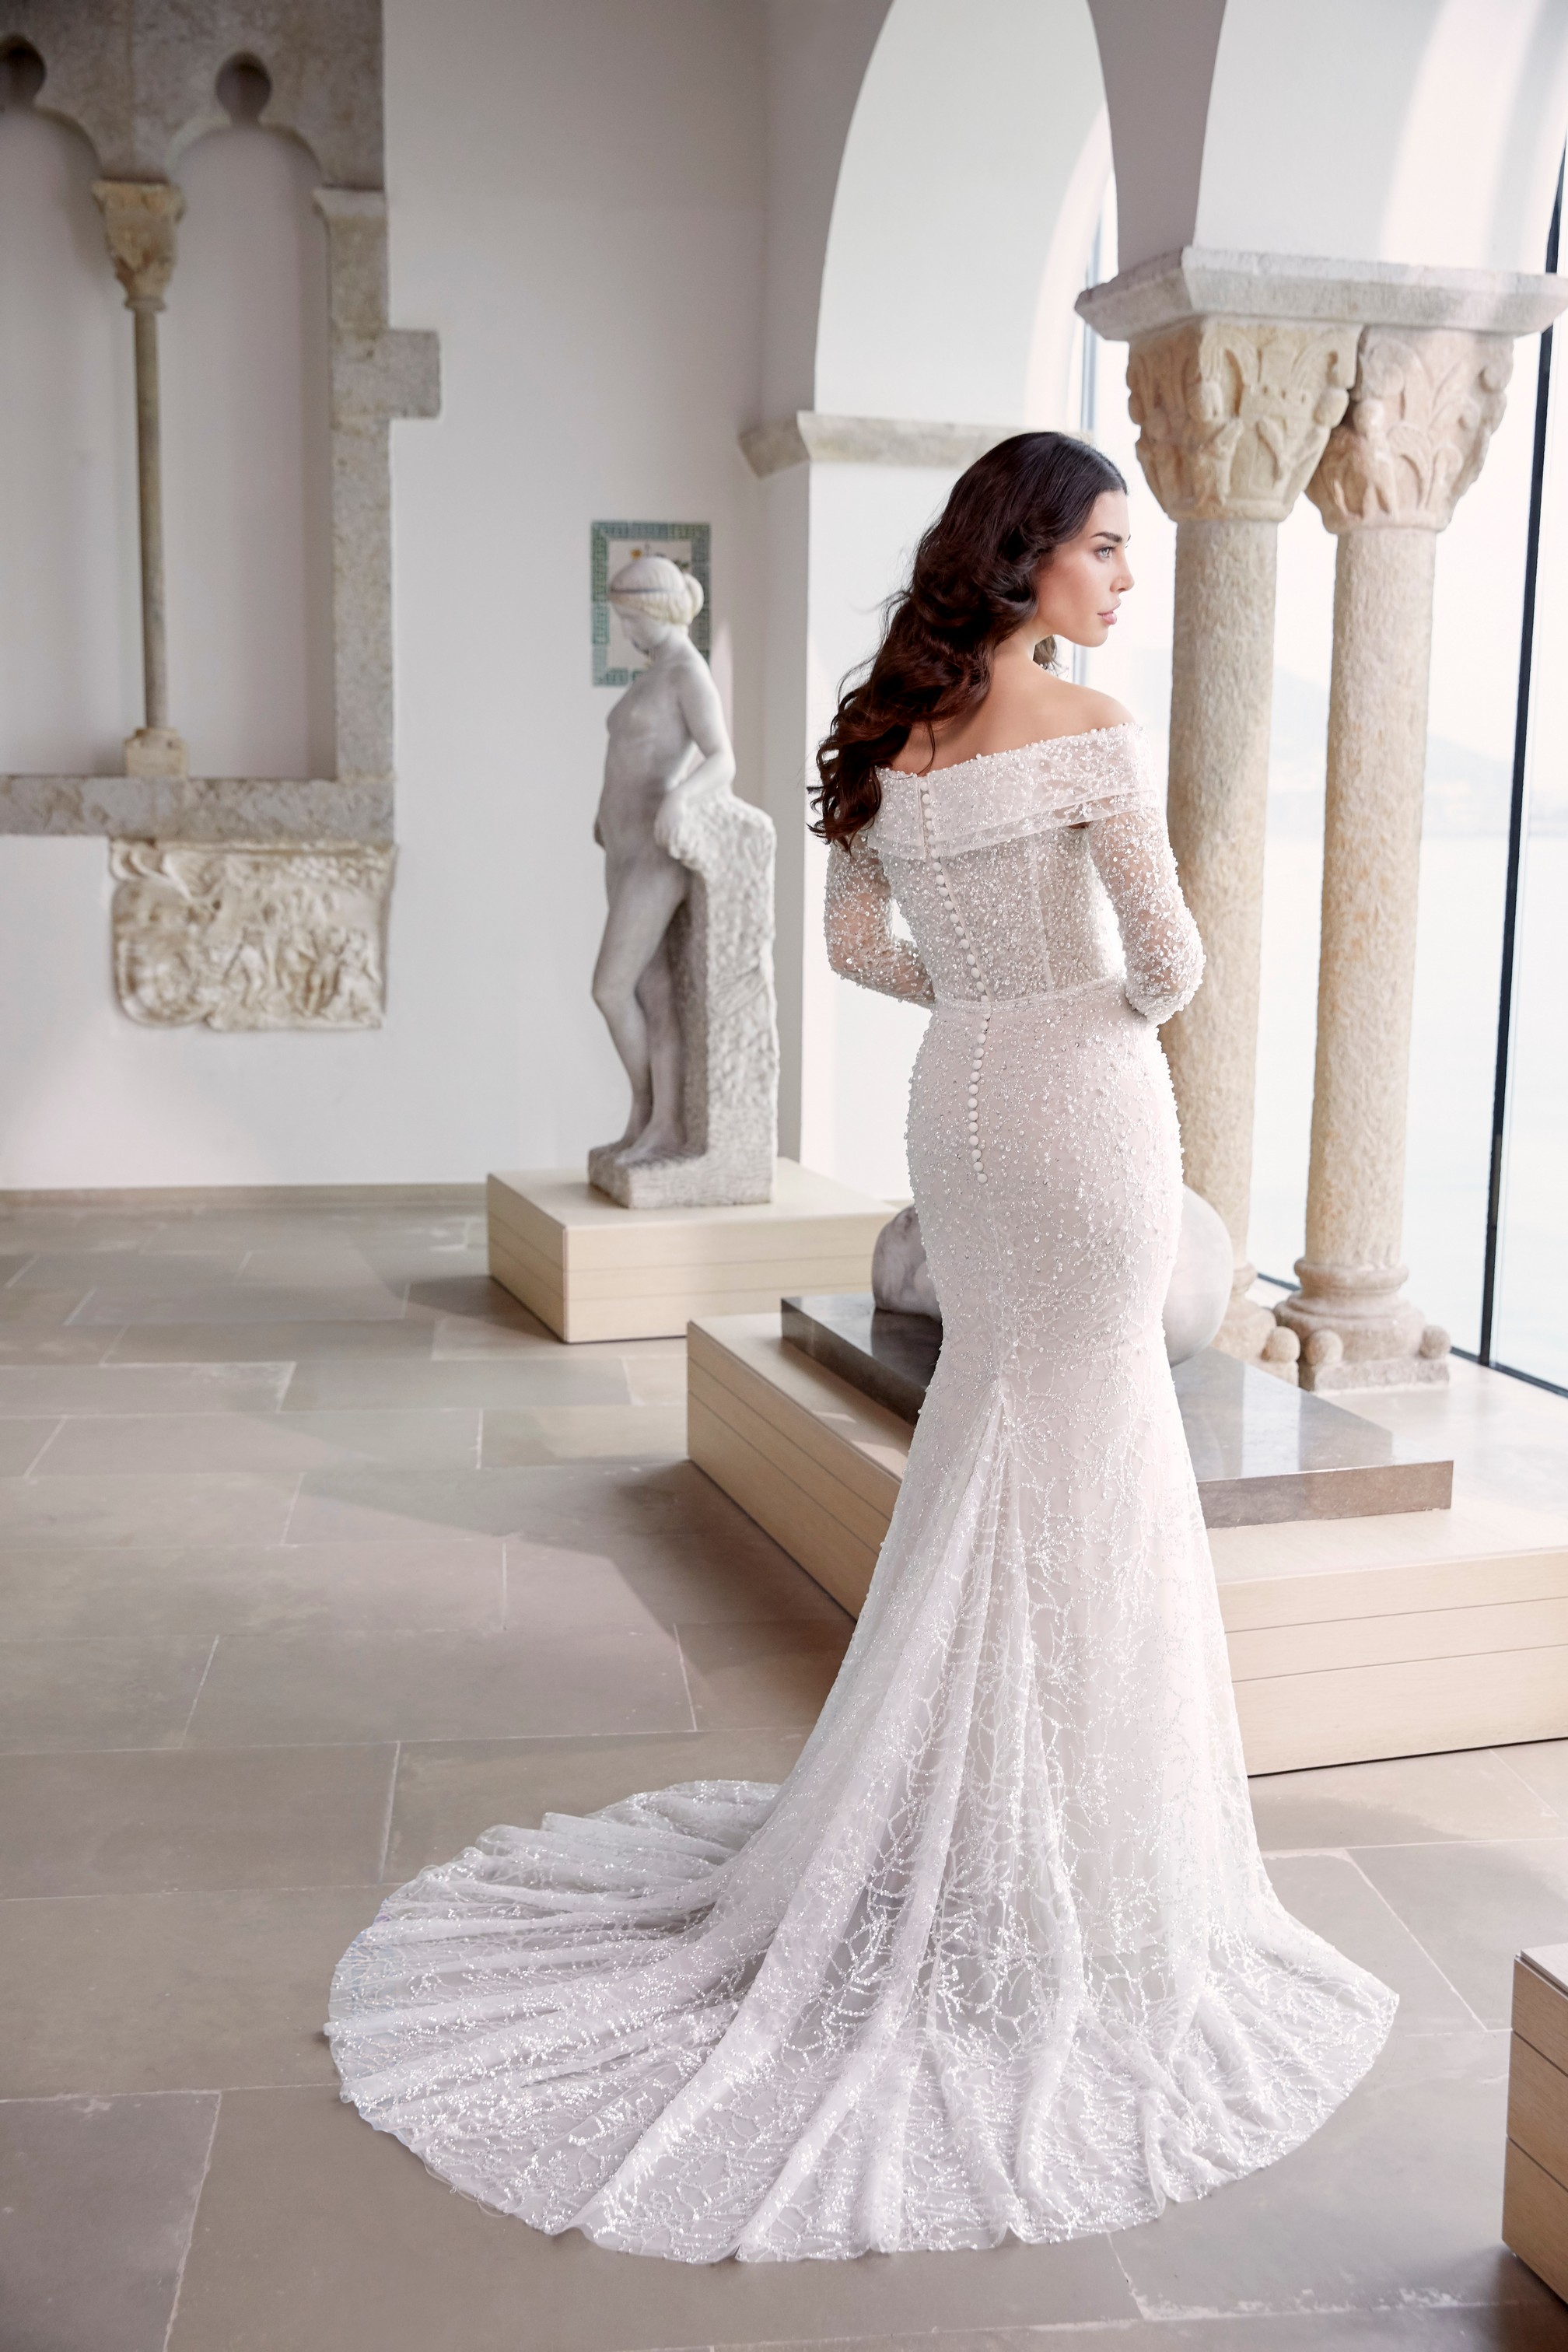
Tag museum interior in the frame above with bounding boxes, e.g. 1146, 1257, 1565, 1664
4, 0, 1568, 2343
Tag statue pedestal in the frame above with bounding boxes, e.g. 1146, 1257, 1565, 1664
487, 1160, 887, 1342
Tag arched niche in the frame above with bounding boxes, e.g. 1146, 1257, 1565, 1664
0, 44, 134, 773
162, 57, 333, 779
816, 0, 1108, 429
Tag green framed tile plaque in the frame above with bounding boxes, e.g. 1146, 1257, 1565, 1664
591, 520, 712, 686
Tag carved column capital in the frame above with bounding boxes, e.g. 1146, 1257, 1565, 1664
91, 180, 184, 312
1126, 318, 1360, 523
1307, 327, 1514, 533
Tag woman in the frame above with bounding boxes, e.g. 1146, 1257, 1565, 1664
327, 434, 1395, 2260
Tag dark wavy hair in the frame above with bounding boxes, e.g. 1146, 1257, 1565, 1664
811, 432, 1125, 847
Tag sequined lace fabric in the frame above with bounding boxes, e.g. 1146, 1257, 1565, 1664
327, 723, 1397, 2260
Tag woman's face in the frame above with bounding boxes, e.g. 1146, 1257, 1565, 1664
1032, 489, 1133, 648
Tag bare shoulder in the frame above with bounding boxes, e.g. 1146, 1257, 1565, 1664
1035, 679, 1134, 737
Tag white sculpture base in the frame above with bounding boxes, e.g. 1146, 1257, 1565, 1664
688, 1311, 1568, 1776
487, 1160, 888, 1343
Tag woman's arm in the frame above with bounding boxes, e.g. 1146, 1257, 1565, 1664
1088, 805, 1204, 1022
824, 836, 935, 1006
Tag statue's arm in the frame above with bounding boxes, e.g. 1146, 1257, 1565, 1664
824, 837, 935, 1006
653, 659, 737, 852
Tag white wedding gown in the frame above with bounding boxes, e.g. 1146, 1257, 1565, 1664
327, 724, 1396, 2259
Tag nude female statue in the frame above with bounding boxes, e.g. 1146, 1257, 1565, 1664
591, 555, 734, 1168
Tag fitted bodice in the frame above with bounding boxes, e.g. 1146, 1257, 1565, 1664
825, 724, 1205, 1026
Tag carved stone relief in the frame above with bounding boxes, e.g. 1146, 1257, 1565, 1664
1307, 327, 1514, 534
110, 842, 394, 1030
1125, 318, 1360, 523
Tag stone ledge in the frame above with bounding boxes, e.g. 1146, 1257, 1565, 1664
1080, 246, 1568, 342
0, 775, 394, 842
740, 412, 1016, 478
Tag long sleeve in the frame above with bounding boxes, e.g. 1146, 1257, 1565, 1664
824, 835, 935, 1007
1088, 804, 1204, 1024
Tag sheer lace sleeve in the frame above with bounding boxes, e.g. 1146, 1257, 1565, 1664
1088, 804, 1204, 1022
824, 835, 935, 1007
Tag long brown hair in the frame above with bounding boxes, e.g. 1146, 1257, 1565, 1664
811, 432, 1125, 847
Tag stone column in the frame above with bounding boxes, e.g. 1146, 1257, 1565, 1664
92, 180, 187, 782
1277, 328, 1511, 1388
1087, 300, 1359, 1364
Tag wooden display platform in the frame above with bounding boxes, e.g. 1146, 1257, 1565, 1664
1505, 1944, 1568, 2304
688, 1312, 1568, 1776
487, 1162, 888, 1343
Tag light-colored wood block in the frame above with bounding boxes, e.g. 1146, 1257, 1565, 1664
1515, 1951, 1568, 2077
1509, 2035, 1568, 2200
1503, 2140, 1568, 2303
687, 1311, 1568, 1776
487, 1163, 889, 1343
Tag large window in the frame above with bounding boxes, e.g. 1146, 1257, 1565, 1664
1078, 177, 1565, 1390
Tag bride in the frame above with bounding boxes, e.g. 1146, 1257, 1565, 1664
327, 432, 1395, 2261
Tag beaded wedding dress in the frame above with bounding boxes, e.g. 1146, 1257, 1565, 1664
327, 723, 1396, 2260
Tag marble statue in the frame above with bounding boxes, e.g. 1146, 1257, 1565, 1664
588, 555, 778, 1208
873, 1186, 1234, 1367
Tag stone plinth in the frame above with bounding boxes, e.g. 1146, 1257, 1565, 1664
1504, 1946, 1568, 2304
779, 1293, 1451, 1525
590, 790, 778, 1209
488, 1160, 886, 1343
689, 1311, 1568, 1774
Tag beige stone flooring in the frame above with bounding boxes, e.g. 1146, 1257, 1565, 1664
2, 1188, 1567, 2352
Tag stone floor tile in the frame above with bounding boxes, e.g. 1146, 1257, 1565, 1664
625, 1353, 690, 1405
482, 1404, 688, 1465
285, 1459, 702, 1545
1353, 1838, 1568, 2026
0, 1467, 297, 1547
0, 1535, 505, 1639
32, 1405, 481, 1476
72, 1282, 411, 1325
1251, 1747, 1565, 1853
0, 1284, 94, 1326
282, 1353, 633, 1409
679, 1619, 852, 1731
758, 2319, 1568, 2350
1265, 1852, 1479, 2029
0, 1634, 216, 1751
103, 1317, 436, 1363
11, 1250, 246, 1291
0, 1416, 58, 1472
185, 1625, 695, 1746
0, 1359, 292, 1416
502, 1542, 678, 1637
403, 1272, 547, 1326
1110, 2029, 1558, 2321
0, 2088, 219, 2352
0, 1883, 380, 2093
1495, 1738, 1568, 1821
0, 1741, 397, 1896
167, 2087, 1136, 2352
384, 1727, 810, 1881
0, 1323, 120, 1364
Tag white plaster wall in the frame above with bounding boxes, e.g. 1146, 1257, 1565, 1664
163, 119, 334, 780
817, 0, 1106, 425
0, 0, 768, 1186
1198, 0, 1568, 272
0, 106, 137, 774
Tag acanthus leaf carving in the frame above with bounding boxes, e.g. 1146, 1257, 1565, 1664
1307, 327, 1514, 532
1126, 319, 1360, 523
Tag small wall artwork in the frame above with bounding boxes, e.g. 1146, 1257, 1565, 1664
590, 520, 712, 685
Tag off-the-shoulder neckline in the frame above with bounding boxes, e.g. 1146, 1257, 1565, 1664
877, 721, 1139, 784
